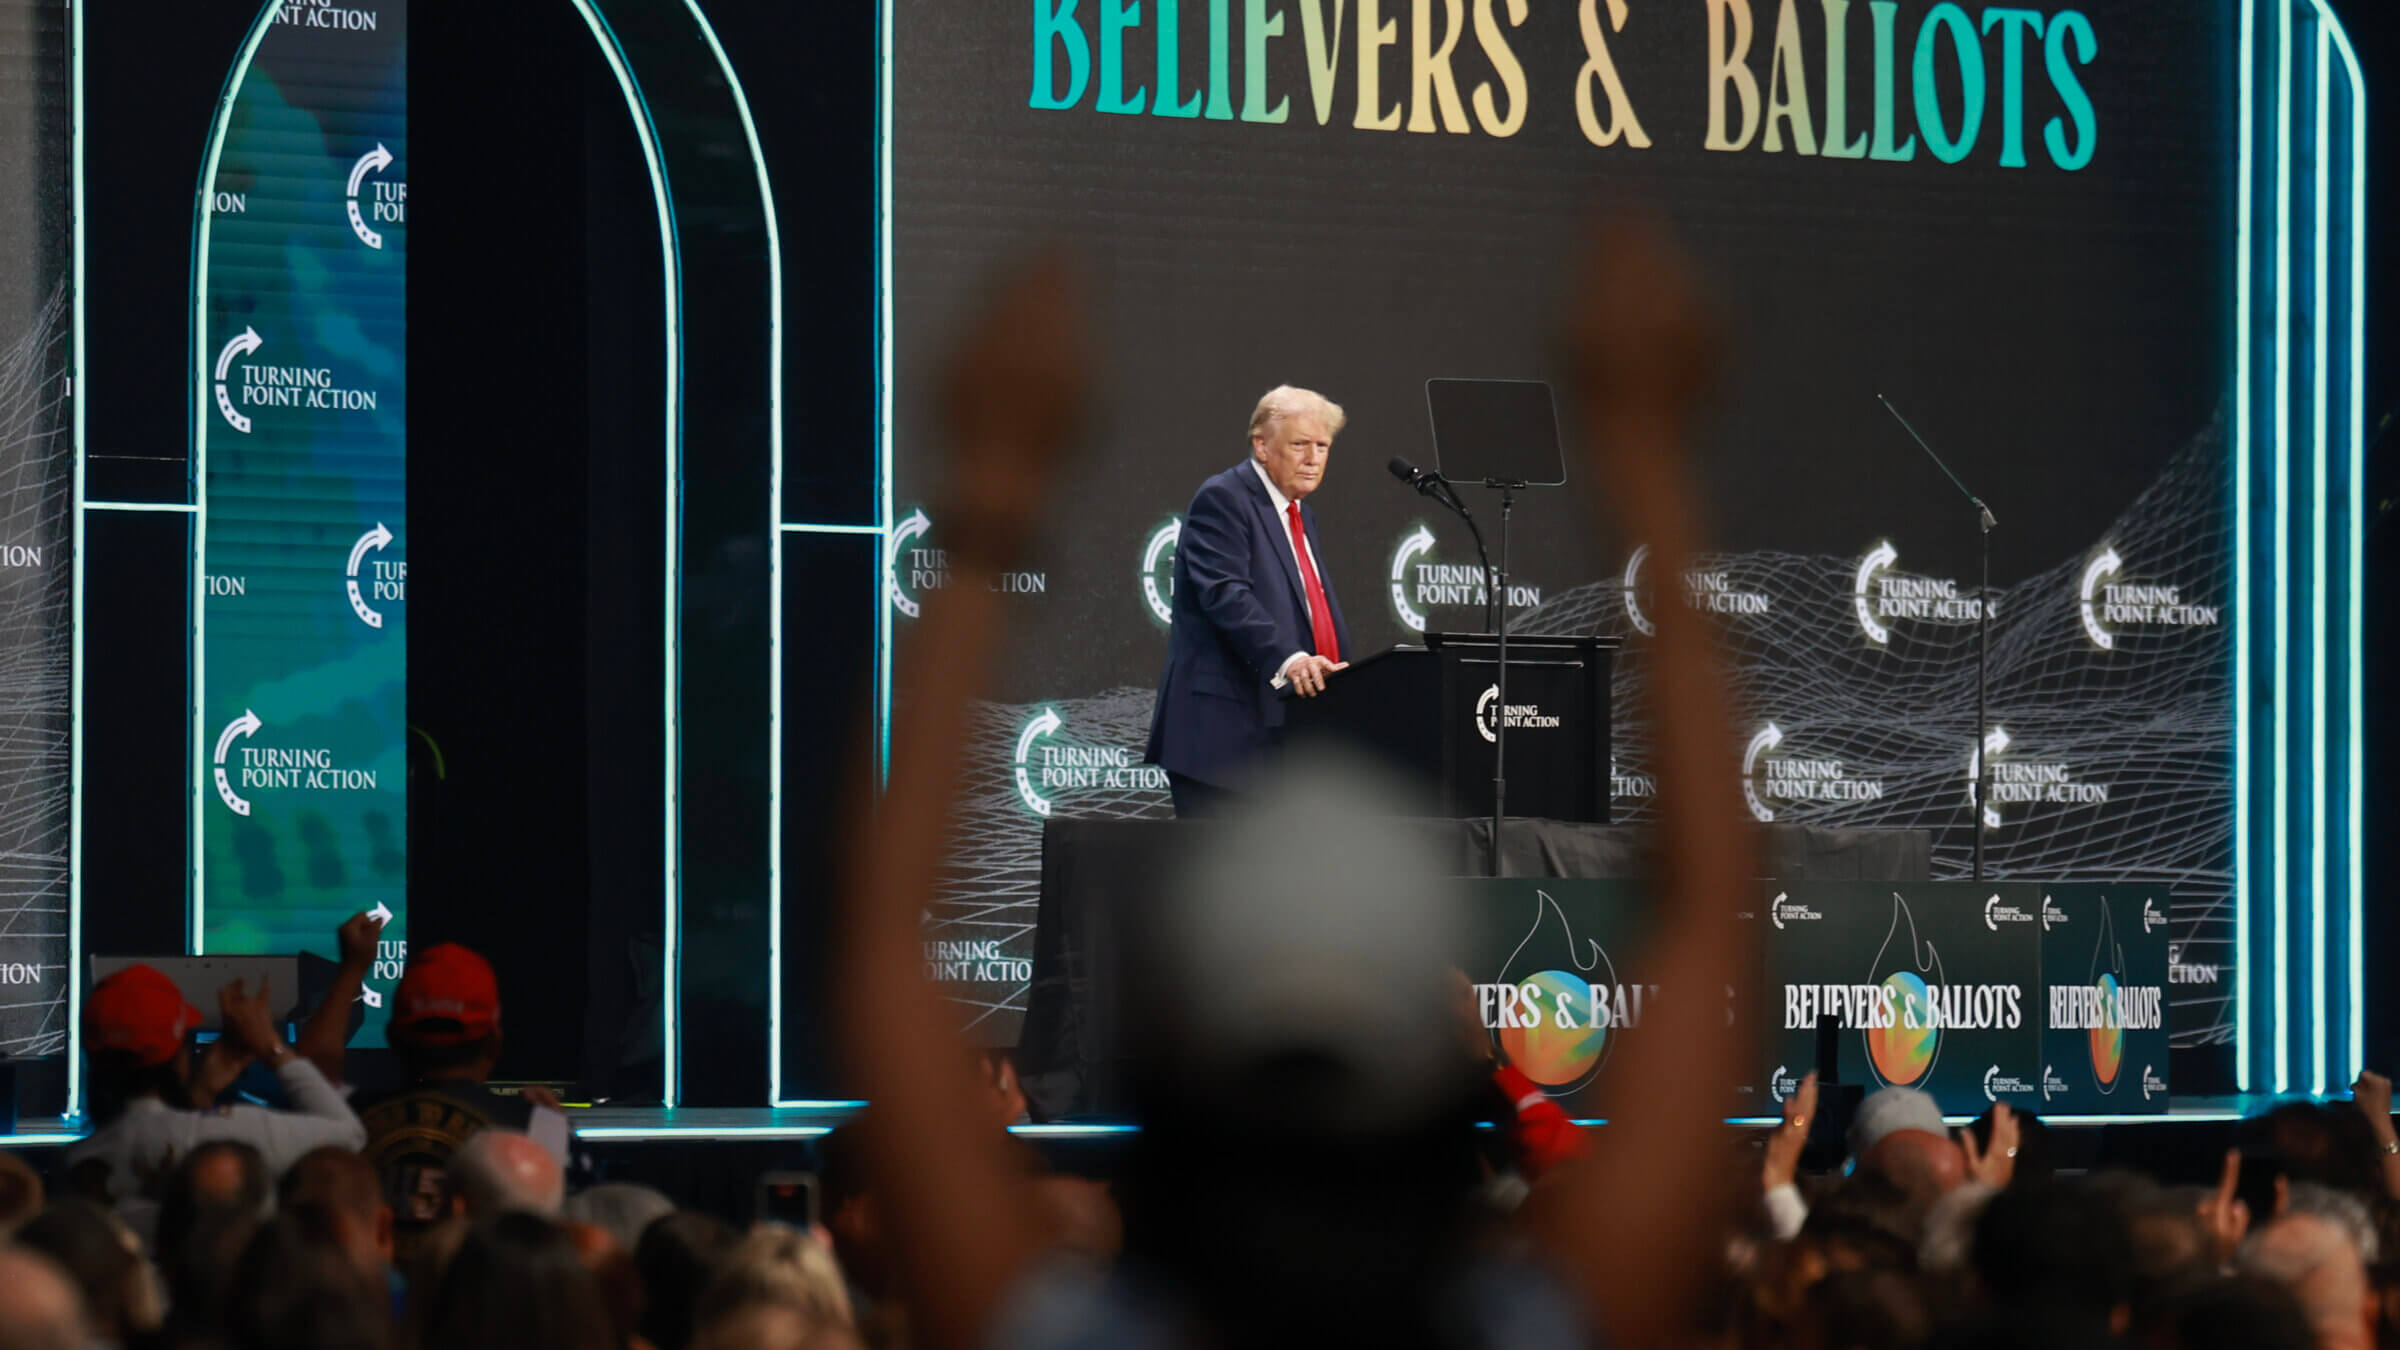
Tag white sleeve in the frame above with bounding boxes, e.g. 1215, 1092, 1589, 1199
1762, 1182, 1809, 1241
1270, 651, 1310, 689
238, 1060, 369, 1166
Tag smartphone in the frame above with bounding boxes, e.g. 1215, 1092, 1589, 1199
2236, 1153, 2284, 1221
757, 1171, 819, 1228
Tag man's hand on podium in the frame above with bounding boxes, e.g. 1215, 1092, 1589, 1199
1281, 653, 1347, 697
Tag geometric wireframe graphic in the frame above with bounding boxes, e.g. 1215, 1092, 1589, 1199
0, 283, 74, 1057
935, 688, 1169, 1036
1526, 420, 2231, 1050
931, 424, 2232, 1050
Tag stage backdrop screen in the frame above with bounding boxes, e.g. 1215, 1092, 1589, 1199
197, 0, 407, 1033
885, 1, 2234, 1054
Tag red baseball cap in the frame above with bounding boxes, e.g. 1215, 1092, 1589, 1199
86, 964, 204, 1066
392, 943, 501, 1044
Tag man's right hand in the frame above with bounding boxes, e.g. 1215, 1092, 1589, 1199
1283, 653, 1346, 697
217, 977, 289, 1063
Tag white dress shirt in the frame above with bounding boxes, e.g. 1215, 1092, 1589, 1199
1250, 459, 1329, 687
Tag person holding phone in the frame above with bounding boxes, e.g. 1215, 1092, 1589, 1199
68, 951, 368, 1243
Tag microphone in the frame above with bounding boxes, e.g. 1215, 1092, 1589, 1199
1387, 456, 1440, 494
1387, 457, 1498, 633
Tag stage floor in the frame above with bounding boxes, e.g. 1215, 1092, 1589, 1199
563, 1095, 2274, 1141
0, 1095, 2294, 1150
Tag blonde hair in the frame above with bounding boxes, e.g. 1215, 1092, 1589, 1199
1248, 385, 1347, 442
696, 1224, 855, 1334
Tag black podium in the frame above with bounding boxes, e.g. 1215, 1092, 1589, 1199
1282, 632, 1617, 823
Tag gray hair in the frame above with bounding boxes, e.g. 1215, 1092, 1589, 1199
2280, 1181, 2381, 1263
1247, 385, 1347, 442
562, 1182, 678, 1252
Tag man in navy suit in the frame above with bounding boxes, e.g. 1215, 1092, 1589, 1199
1146, 386, 1354, 816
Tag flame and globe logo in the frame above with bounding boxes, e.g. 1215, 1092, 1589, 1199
1490, 890, 1625, 1098
1869, 971, 1938, 1086
2087, 899, 2130, 1092
1863, 893, 1946, 1090
1500, 969, 1609, 1087
2089, 972, 2125, 1086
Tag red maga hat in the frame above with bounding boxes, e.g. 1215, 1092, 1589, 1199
392, 943, 501, 1044
86, 964, 204, 1067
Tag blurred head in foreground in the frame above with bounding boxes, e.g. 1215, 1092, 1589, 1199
1122, 753, 1487, 1346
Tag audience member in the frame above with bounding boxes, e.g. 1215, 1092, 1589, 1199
1970, 1183, 2136, 1337
222, 1206, 394, 1350
635, 1211, 740, 1350
691, 1225, 855, 1350
562, 1219, 645, 1349
447, 1128, 564, 1218
15, 1198, 166, 1345
2157, 1273, 2320, 1350
160, 1208, 263, 1350
156, 1140, 271, 1267
562, 1181, 676, 1254
2241, 1212, 2379, 1350
70, 961, 364, 1242
0, 1152, 44, 1239
0, 1246, 86, 1350
418, 1212, 623, 1350
281, 1146, 398, 1288
353, 943, 568, 1254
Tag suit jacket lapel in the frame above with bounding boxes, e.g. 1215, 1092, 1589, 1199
1239, 464, 1311, 619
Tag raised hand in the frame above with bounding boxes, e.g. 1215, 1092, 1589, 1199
217, 977, 288, 1063
1762, 1071, 1817, 1191
2196, 1148, 2251, 1268
336, 911, 383, 970
1960, 1102, 2020, 1189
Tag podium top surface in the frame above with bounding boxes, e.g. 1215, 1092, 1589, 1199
1423, 631, 1622, 654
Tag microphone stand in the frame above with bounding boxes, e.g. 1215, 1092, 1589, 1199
1877, 395, 1995, 883
1484, 478, 1525, 878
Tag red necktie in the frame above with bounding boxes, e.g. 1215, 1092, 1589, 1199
1286, 502, 1340, 663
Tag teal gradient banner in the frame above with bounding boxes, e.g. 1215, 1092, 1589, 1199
195, 0, 407, 1035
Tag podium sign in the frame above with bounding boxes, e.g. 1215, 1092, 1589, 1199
1283, 634, 1615, 824
1753, 883, 2045, 1118
2036, 885, 2171, 1114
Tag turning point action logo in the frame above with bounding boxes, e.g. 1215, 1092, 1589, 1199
1621, 544, 1771, 636
1475, 685, 1560, 744
346, 524, 402, 628
1966, 728, 2108, 829
888, 508, 1048, 619
1140, 518, 1180, 626
2078, 547, 2219, 649
1854, 542, 1990, 646
1011, 707, 1167, 817
346, 144, 403, 250
1743, 723, 1884, 823
1388, 523, 1536, 633
212, 710, 379, 816
214, 328, 380, 434
277, 0, 380, 29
